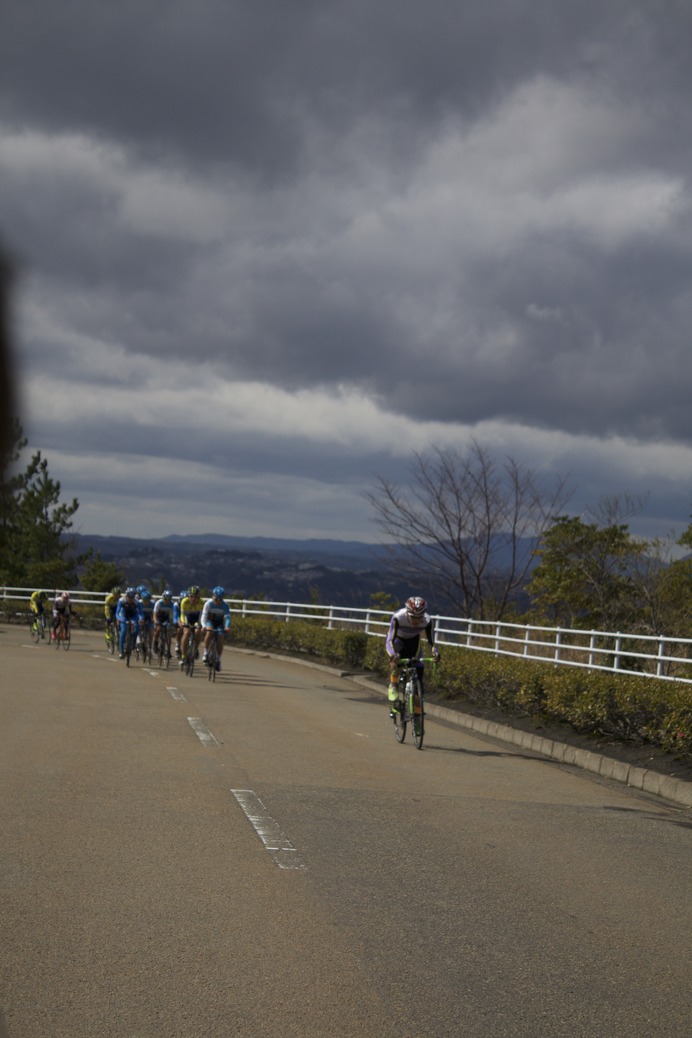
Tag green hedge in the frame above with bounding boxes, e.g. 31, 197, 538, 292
230, 617, 692, 759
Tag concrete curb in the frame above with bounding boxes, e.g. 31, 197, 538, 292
233, 649, 692, 809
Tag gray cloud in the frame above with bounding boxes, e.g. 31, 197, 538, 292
2, 0, 691, 544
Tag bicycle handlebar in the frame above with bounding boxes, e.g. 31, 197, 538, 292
396, 656, 439, 667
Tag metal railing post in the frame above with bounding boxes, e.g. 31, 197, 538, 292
614, 634, 622, 671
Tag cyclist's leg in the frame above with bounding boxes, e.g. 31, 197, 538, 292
202, 628, 211, 662
387, 638, 404, 714
215, 628, 224, 670
387, 659, 401, 714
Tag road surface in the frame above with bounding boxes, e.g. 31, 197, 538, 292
1, 623, 690, 1037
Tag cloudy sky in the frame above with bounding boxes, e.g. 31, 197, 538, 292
2, 0, 691, 544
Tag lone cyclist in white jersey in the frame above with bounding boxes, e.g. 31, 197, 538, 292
385, 596, 440, 717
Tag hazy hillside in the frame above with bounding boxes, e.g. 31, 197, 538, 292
74, 533, 409, 607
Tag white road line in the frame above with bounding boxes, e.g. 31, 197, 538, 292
167, 687, 186, 702
231, 790, 306, 870
187, 717, 219, 746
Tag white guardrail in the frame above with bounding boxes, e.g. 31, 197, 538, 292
2, 587, 691, 685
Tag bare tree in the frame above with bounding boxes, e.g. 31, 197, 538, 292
365, 440, 571, 620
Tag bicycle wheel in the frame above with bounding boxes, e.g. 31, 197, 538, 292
29, 616, 40, 644
157, 629, 169, 669
184, 644, 195, 677
393, 698, 407, 743
411, 676, 424, 750
62, 623, 71, 651
207, 645, 217, 682
125, 627, 133, 667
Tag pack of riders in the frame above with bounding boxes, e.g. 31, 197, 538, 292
33, 585, 441, 703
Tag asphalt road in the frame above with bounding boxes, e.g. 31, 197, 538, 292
1, 623, 690, 1037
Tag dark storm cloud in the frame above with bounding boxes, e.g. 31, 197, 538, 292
2, 0, 691, 540
5, 1, 690, 172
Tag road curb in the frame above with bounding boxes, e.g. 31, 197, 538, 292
233, 649, 692, 809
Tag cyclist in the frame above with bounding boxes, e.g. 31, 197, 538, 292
29, 590, 48, 633
173, 590, 187, 658
115, 587, 143, 659
138, 589, 155, 657
104, 586, 121, 646
51, 591, 73, 640
201, 587, 231, 671
178, 586, 203, 668
385, 596, 440, 717
153, 590, 175, 655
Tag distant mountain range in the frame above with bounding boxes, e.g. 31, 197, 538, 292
74, 532, 411, 607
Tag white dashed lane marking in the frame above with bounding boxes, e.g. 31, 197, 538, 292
231, 790, 306, 870
187, 717, 219, 746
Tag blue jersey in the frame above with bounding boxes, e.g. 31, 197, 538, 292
201, 597, 231, 630
116, 597, 144, 624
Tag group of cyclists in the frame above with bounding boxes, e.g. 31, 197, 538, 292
29, 589, 73, 641
30, 586, 439, 709
105, 585, 231, 671
30, 585, 232, 672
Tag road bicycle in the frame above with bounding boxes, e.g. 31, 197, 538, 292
29, 611, 47, 643
181, 625, 198, 678
154, 623, 173, 670
54, 613, 71, 651
205, 632, 221, 682
135, 623, 153, 666
105, 619, 118, 655
122, 621, 136, 667
391, 657, 437, 750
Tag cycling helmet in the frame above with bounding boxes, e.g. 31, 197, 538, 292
188, 585, 200, 596
162, 589, 173, 600
405, 596, 427, 618
136, 584, 147, 593
111, 586, 121, 596
141, 590, 151, 601
179, 590, 187, 598
212, 586, 225, 598
125, 587, 136, 598
62, 592, 70, 601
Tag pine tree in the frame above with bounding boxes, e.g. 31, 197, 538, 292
0, 423, 80, 587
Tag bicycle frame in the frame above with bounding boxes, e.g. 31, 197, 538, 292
54, 613, 71, 651
156, 623, 172, 669
392, 657, 436, 750
105, 618, 117, 655
30, 611, 47, 643
206, 637, 218, 682
122, 620, 136, 666
137, 620, 154, 665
